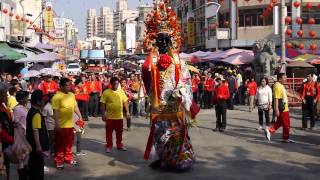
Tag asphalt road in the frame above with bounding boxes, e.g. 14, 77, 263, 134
10, 106, 320, 180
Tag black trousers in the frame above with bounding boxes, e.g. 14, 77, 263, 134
302, 95, 315, 128
193, 92, 198, 104
28, 151, 44, 180
258, 109, 270, 126
76, 131, 82, 153
89, 93, 99, 117
204, 91, 213, 108
78, 100, 89, 121
215, 101, 227, 129
227, 92, 234, 110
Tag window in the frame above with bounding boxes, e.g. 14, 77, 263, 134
207, 16, 217, 39
301, 7, 320, 24
238, 9, 271, 27
191, 0, 196, 10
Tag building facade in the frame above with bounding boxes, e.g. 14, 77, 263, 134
87, 8, 98, 38
98, 7, 114, 40
135, 4, 153, 54
170, 0, 320, 51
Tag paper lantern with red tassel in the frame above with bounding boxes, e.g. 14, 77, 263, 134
2, 9, 8, 14
9, 12, 13, 17
308, 18, 316, 24
293, 1, 301, 8
297, 43, 304, 50
286, 42, 293, 49
26, 19, 29, 23
285, 16, 292, 24
306, 2, 313, 10
297, 30, 304, 38
15, 15, 20, 20
21, 17, 25, 22
286, 29, 292, 36
310, 44, 317, 50
295, 17, 303, 25
309, 31, 316, 38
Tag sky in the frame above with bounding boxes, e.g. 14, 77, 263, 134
53, 0, 152, 39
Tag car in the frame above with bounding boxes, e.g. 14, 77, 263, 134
67, 63, 81, 75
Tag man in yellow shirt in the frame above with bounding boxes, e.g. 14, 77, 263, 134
100, 77, 130, 153
264, 73, 301, 143
52, 78, 83, 169
7, 86, 18, 112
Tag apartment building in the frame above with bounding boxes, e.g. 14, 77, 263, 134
98, 7, 114, 40
87, 8, 98, 38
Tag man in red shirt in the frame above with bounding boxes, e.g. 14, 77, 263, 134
300, 73, 316, 130
213, 77, 230, 132
246, 77, 257, 112
38, 75, 58, 95
89, 74, 102, 117
203, 73, 215, 109
192, 74, 200, 104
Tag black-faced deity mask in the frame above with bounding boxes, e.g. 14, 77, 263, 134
156, 33, 172, 54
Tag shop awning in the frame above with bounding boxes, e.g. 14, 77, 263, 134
0, 42, 26, 60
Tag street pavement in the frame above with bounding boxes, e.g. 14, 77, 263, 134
12, 106, 320, 180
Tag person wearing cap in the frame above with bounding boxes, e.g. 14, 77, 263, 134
213, 77, 230, 132
89, 75, 102, 117
300, 73, 316, 130
203, 73, 215, 109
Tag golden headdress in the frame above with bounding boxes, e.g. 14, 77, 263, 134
144, 0, 182, 51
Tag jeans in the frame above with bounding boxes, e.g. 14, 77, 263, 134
89, 93, 99, 116
137, 98, 146, 116
258, 109, 270, 126
302, 95, 315, 128
78, 100, 89, 121
215, 100, 227, 129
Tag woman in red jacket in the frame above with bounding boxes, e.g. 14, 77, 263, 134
213, 77, 230, 132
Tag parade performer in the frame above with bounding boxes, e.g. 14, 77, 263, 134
142, 0, 199, 170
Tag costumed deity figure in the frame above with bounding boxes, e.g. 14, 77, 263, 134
142, 0, 199, 170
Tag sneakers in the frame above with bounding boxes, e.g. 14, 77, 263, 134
56, 164, 64, 170
264, 127, 271, 141
282, 139, 295, 143
44, 166, 49, 172
70, 160, 78, 166
76, 152, 87, 156
117, 147, 127, 151
105, 148, 112, 153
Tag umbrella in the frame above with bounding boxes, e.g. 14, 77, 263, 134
0, 52, 4, 58
23, 70, 40, 78
179, 53, 193, 61
15, 52, 62, 63
221, 48, 253, 58
137, 60, 145, 64
200, 50, 225, 62
306, 56, 320, 65
293, 54, 318, 61
219, 52, 254, 65
188, 65, 199, 73
39, 68, 62, 77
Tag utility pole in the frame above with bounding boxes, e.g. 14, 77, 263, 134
280, 0, 286, 73
19, 0, 25, 54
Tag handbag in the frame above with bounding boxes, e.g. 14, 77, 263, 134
4, 127, 32, 164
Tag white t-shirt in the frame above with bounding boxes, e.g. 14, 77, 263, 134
256, 85, 272, 107
42, 103, 55, 131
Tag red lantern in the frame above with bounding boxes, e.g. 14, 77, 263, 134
259, 14, 264, 19
310, 44, 317, 50
318, 3, 320, 9
32, 24, 36, 28
285, 16, 291, 24
286, 42, 293, 49
297, 30, 304, 37
293, 1, 301, 8
29, 22, 33, 25
309, 30, 316, 38
224, 20, 229, 27
2, 9, 8, 14
308, 18, 316, 24
26, 19, 29, 23
269, 3, 274, 8
159, 3, 165, 9
9, 12, 13, 17
286, 29, 292, 36
15, 15, 20, 20
298, 43, 304, 50
21, 17, 25, 21
306, 2, 313, 10
271, 0, 277, 4
295, 17, 303, 25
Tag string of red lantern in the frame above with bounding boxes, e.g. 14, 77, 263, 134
1, 8, 55, 40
